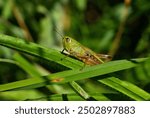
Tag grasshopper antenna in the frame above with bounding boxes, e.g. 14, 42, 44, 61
53, 26, 66, 55
54, 27, 64, 38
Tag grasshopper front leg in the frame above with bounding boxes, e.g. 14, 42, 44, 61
61, 49, 69, 61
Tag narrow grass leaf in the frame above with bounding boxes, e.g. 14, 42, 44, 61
0, 58, 147, 91
99, 77, 150, 101
69, 81, 90, 100
0, 34, 82, 69
13, 53, 42, 78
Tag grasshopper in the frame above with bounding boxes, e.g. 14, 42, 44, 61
62, 36, 112, 65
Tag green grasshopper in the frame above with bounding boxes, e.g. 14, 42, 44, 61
62, 36, 112, 65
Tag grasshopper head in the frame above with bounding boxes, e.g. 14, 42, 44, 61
62, 36, 74, 50
63, 36, 72, 44
64, 36, 72, 42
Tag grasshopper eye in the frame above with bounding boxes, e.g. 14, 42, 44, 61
65, 37, 71, 43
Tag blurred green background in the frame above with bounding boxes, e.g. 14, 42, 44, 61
0, 0, 150, 100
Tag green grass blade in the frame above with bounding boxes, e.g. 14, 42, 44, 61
0, 58, 19, 65
13, 53, 42, 78
99, 77, 150, 101
0, 34, 82, 69
69, 81, 90, 100
0, 58, 147, 91
60, 58, 147, 83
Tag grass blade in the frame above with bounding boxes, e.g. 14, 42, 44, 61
69, 81, 92, 100
0, 34, 82, 69
0, 58, 147, 91
99, 77, 150, 101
